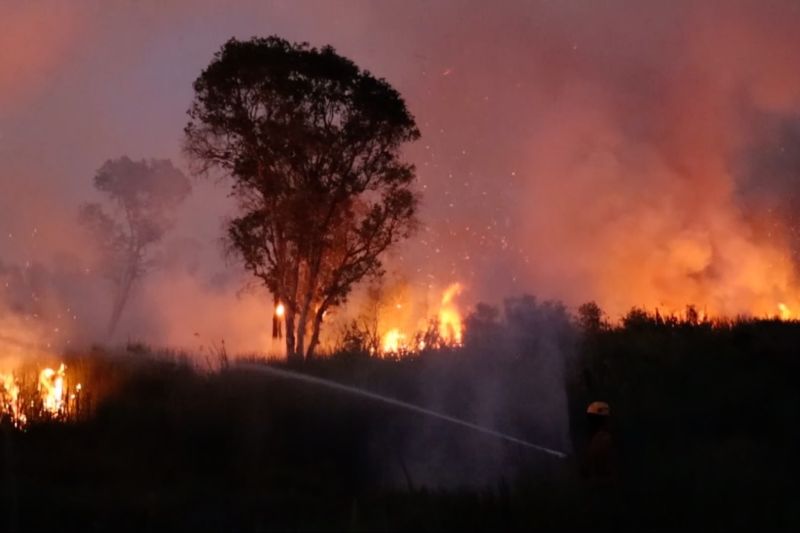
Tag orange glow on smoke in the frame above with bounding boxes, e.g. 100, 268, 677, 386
602, 226, 800, 321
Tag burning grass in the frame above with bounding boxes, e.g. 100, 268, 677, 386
1, 361, 86, 427
338, 281, 467, 357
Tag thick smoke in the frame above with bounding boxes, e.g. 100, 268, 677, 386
383, 297, 575, 487
377, 0, 800, 318
508, 1, 800, 317
3, 1, 800, 351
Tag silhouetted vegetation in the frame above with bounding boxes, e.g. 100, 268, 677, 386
1, 304, 799, 531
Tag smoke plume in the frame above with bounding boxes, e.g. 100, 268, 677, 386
3, 1, 800, 350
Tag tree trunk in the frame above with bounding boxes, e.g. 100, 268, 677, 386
107, 268, 135, 339
295, 309, 308, 361
285, 257, 303, 363
305, 308, 325, 360
297, 257, 322, 362
284, 311, 300, 364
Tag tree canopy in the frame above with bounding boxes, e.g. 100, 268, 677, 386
184, 36, 420, 361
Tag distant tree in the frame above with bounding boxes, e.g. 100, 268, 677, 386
621, 307, 653, 330
685, 304, 700, 325
464, 303, 502, 348
577, 301, 607, 334
79, 157, 191, 337
336, 284, 383, 355
184, 36, 420, 361
504, 295, 569, 330
337, 320, 377, 356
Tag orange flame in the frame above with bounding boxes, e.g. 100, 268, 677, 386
1, 361, 83, 426
0, 372, 23, 426
379, 282, 465, 355
382, 328, 406, 353
438, 282, 464, 346
39, 363, 66, 415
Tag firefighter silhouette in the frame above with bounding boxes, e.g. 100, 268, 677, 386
581, 401, 617, 480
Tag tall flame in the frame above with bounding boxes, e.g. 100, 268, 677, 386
39, 363, 66, 416
1, 372, 23, 425
382, 328, 405, 353
438, 282, 464, 346
1, 361, 83, 426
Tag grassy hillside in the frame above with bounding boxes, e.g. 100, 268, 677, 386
1, 310, 799, 531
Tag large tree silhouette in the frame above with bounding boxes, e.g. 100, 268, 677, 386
185, 36, 420, 361
79, 156, 191, 337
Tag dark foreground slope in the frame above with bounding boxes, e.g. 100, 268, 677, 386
1, 316, 799, 531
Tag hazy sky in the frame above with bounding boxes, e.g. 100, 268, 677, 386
1, 1, 528, 280
4, 1, 800, 351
